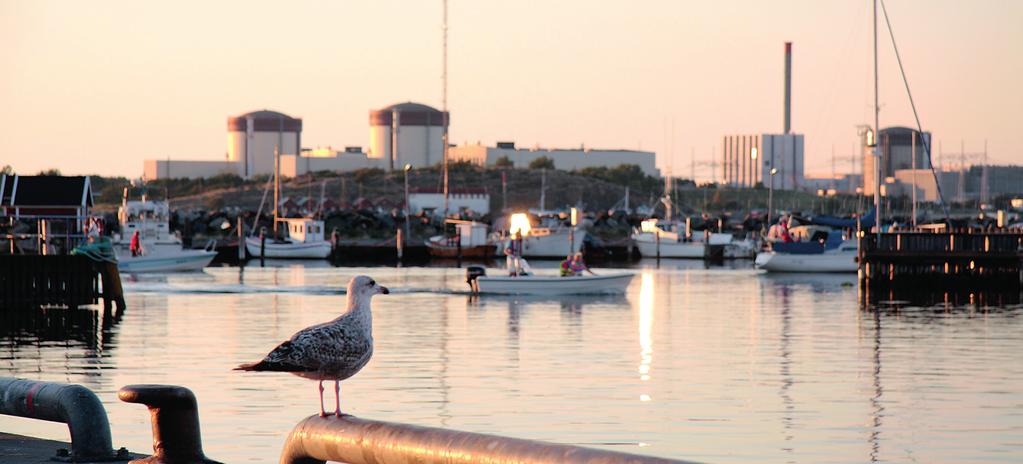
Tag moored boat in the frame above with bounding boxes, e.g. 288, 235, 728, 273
754, 226, 857, 273
114, 195, 216, 273
632, 218, 746, 259
244, 218, 332, 259
425, 220, 496, 258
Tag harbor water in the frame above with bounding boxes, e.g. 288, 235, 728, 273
2, 261, 1021, 463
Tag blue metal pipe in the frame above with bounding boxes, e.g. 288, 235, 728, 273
0, 377, 119, 461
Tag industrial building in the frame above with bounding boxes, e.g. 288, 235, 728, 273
280, 147, 378, 178
721, 42, 805, 191
408, 187, 489, 216
721, 134, 804, 190
144, 109, 305, 180
142, 101, 660, 180
448, 142, 659, 177
228, 110, 302, 177
862, 126, 932, 196
368, 102, 448, 170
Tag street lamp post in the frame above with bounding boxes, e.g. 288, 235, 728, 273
768, 167, 778, 228
403, 164, 412, 246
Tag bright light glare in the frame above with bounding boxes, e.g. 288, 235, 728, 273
509, 213, 531, 237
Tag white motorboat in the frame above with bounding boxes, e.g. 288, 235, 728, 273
466, 267, 634, 295
117, 246, 217, 273
114, 196, 216, 273
493, 213, 585, 259
632, 219, 741, 259
245, 218, 332, 259
495, 226, 585, 258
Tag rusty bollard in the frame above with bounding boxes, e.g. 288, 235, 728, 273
118, 385, 220, 464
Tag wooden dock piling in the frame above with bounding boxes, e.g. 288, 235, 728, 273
859, 229, 1023, 294
0, 255, 123, 311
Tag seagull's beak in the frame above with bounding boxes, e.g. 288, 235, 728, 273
377, 286, 390, 295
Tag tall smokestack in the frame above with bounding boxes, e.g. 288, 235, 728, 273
784, 42, 792, 134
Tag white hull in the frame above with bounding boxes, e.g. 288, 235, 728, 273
634, 238, 705, 258
245, 237, 331, 259
475, 273, 634, 295
754, 251, 857, 273
117, 249, 216, 273
499, 230, 585, 258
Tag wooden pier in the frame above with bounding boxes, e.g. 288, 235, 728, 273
0, 255, 124, 311
859, 229, 1023, 296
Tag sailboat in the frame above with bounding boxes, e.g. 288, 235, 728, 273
244, 146, 332, 259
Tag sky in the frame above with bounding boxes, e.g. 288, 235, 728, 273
1, 0, 1021, 181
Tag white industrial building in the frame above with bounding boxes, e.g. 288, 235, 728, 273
144, 109, 304, 180
449, 142, 659, 177
721, 133, 805, 190
142, 102, 659, 181
408, 187, 489, 215
368, 102, 448, 170
280, 147, 381, 177
227, 110, 302, 177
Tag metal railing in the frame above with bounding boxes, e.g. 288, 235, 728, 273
279, 414, 695, 464
0, 377, 125, 461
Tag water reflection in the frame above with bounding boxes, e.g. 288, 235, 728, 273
638, 271, 654, 388
0, 307, 120, 350
3, 265, 1022, 463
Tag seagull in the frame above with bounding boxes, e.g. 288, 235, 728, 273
235, 275, 389, 417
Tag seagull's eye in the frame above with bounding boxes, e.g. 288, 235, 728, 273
368, 280, 376, 286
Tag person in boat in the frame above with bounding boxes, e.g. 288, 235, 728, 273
560, 255, 573, 276
569, 252, 595, 276
129, 230, 144, 256
504, 247, 519, 276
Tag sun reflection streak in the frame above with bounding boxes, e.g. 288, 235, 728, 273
638, 271, 655, 399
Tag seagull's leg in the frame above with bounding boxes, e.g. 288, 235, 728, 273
318, 380, 326, 417
334, 380, 341, 417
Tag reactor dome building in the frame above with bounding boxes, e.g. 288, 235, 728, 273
368, 102, 448, 170
227, 110, 303, 177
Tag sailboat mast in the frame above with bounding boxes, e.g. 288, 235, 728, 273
872, 0, 881, 238
441, 0, 449, 216
273, 145, 280, 237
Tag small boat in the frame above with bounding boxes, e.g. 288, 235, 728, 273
465, 266, 634, 295
493, 213, 585, 259
114, 195, 216, 273
425, 220, 496, 258
754, 226, 857, 273
244, 218, 332, 259
117, 246, 218, 273
632, 219, 741, 259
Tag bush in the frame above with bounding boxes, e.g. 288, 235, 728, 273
528, 156, 555, 170
494, 156, 514, 168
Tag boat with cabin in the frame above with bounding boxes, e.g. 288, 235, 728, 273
754, 225, 857, 273
243, 146, 332, 259
425, 219, 496, 258
492, 213, 585, 259
114, 196, 216, 272
244, 218, 332, 259
632, 218, 754, 259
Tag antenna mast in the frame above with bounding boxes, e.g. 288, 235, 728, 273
441, 0, 450, 216
872, 0, 881, 239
